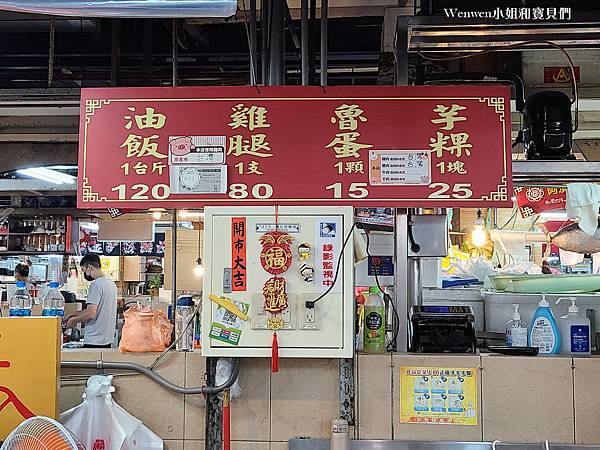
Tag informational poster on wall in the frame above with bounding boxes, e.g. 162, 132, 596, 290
399, 366, 478, 426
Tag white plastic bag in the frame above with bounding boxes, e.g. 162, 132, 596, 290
216, 358, 242, 399
60, 375, 163, 450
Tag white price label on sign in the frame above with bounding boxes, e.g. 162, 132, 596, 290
169, 165, 228, 194
169, 135, 226, 165
369, 150, 432, 186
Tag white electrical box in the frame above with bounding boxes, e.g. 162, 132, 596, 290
201, 206, 354, 358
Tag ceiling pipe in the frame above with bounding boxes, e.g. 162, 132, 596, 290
320, 0, 328, 86
0, 0, 237, 18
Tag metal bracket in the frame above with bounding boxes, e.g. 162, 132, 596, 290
339, 358, 355, 426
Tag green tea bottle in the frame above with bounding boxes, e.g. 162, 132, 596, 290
363, 286, 386, 353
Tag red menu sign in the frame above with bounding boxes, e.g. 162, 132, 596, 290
514, 186, 567, 218
78, 86, 511, 208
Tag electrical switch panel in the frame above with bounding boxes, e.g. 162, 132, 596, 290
202, 206, 354, 358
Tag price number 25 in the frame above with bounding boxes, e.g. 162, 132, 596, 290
428, 183, 473, 199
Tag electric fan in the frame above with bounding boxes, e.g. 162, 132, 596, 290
1, 416, 85, 450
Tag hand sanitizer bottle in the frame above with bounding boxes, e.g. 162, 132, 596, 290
506, 304, 528, 347
529, 294, 561, 355
556, 297, 591, 356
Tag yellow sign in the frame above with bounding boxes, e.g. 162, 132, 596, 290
0, 317, 61, 439
101, 257, 111, 270
400, 366, 478, 426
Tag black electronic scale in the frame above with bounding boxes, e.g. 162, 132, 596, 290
409, 305, 477, 353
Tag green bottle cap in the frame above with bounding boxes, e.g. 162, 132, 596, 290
369, 286, 381, 294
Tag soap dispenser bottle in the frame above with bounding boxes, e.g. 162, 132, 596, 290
506, 304, 528, 347
556, 297, 591, 356
529, 294, 561, 355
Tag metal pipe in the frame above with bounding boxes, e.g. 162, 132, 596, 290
142, 19, 152, 74
309, 0, 317, 83
172, 18, 178, 87
171, 209, 178, 321
48, 16, 55, 88
249, 0, 258, 85
61, 359, 240, 395
268, 0, 285, 85
407, 258, 422, 307
394, 16, 409, 86
301, 0, 309, 85
261, 0, 270, 84
110, 19, 121, 87
284, 3, 301, 50
393, 209, 409, 352
320, 0, 328, 87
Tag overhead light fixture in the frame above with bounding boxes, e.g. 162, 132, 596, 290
48, 165, 77, 170
17, 167, 76, 185
471, 209, 489, 248
194, 261, 204, 277
152, 211, 162, 220
179, 210, 205, 219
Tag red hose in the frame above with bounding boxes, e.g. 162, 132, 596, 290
223, 389, 231, 450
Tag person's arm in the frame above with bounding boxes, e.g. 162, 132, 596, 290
65, 280, 101, 328
65, 305, 97, 328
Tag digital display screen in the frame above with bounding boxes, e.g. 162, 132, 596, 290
368, 255, 394, 277
422, 306, 469, 314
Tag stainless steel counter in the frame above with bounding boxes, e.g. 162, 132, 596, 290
289, 440, 600, 450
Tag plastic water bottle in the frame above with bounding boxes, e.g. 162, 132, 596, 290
42, 282, 65, 317
175, 296, 195, 352
363, 286, 386, 353
9, 281, 33, 317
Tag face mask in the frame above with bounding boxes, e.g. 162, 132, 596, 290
84, 274, 94, 282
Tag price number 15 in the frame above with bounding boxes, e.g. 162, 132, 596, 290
325, 182, 369, 199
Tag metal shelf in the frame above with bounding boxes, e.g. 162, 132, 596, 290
401, 15, 600, 53
0, 251, 73, 256
512, 160, 600, 184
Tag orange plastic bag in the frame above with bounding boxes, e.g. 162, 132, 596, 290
119, 305, 173, 353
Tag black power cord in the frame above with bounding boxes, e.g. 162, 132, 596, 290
362, 226, 400, 353
305, 222, 358, 309
407, 212, 421, 254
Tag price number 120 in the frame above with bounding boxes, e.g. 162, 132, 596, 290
111, 183, 170, 200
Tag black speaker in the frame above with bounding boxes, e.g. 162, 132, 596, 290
523, 91, 574, 160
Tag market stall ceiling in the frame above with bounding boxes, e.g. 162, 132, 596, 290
0, 0, 238, 18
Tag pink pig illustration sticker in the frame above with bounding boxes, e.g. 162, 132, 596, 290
169, 136, 195, 156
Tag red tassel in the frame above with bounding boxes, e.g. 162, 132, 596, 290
271, 331, 279, 373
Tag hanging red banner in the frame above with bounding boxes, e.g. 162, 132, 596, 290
231, 217, 247, 291
78, 85, 511, 208
514, 186, 567, 218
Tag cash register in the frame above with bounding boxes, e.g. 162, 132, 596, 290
409, 305, 477, 353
